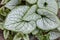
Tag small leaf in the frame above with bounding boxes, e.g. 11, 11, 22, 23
13, 33, 23, 40
37, 0, 58, 14
37, 9, 59, 30
36, 32, 50, 40
0, 22, 4, 30
49, 31, 60, 40
23, 34, 29, 40
3, 30, 9, 40
23, 5, 41, 21
4, 6, 36, 34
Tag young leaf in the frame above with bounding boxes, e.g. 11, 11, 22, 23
13, 33, 22, 40
37, 0, 58, 14
5, 0, 21, 10
3, 30, 9, 40
1, 0, 9, 5
56, 0, 60, 8
32, 29, 39, 35
4, 6, 36, 34
23, 34, 29, 40
37, 9, 59, 30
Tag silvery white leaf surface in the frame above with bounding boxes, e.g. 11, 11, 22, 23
0, 22, 4, 30
3, 30, 9, 39
5, 0, 21, 10
4, 6, 36, 34
23, 5, 41, 21
49, 31, 60, 40
37, 9, 59, 30
37, 0, 58, 14
26, 0, 37, 4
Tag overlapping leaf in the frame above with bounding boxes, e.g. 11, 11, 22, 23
49, 31, 60, 40
4, 5, 38, 34
37, 9, 59, 30
37, 0, 58, 14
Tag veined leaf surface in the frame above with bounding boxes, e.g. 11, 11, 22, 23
37, 9, 59, 30
4, 5, 37, 34
37, 0, 58, 14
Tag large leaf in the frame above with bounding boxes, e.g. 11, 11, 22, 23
4, 6, 36, 34
5, 0, 21, 10
0, 7, 10, 16
26, 0, 37, 4
37, 0, 58, 14
37, 9, 59, 30
36, 32, 50, 40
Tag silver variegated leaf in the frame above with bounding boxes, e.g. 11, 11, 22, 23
37, 0, 58, 14
23, 34, 29, 40
23, 5, 41, 21
3, 30, 9, 40
4, 6, 36, 34
0, 22, 4, 30
37, 9, 59, 30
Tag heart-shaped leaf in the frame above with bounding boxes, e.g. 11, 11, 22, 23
4, 6, 36, 34
37, 0, 58, 14
37, 9, 59, 30
3, 30, 9, 40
